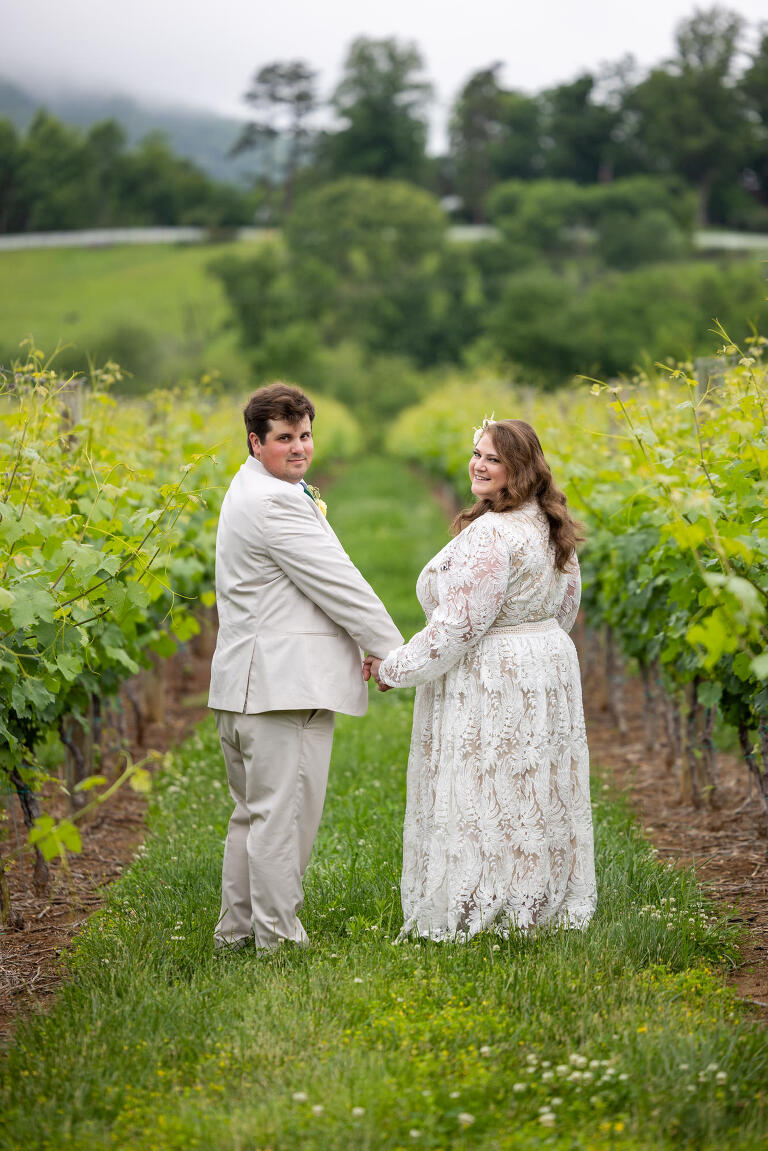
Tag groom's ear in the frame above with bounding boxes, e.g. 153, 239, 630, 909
249, 431, 262, 457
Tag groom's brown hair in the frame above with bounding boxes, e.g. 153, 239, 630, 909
244, 382, 316, 455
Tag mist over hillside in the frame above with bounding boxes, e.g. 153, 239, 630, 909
0, 76, 266, 185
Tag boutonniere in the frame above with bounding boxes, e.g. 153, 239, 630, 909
307, 484, 328, 517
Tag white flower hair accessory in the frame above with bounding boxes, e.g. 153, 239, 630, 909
472, 415, 496, 445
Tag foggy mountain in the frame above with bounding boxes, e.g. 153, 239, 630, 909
0, 77, 267, 185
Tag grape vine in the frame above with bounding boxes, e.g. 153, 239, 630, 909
388, 335, 768, 819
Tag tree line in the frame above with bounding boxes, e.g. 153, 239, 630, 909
209, 170, 767, 410
0, 115, 257, 233
2, 4, 767, 399
237, 5, 768, 229
2, 6, 767, 235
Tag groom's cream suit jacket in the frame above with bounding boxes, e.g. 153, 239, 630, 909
208, 457, 403, 716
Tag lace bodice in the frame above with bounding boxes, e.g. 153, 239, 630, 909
379, 504, 581, 688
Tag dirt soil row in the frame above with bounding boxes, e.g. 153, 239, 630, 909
1, 634, 766, 1043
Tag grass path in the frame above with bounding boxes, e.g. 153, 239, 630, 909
1, 459, 767, 1150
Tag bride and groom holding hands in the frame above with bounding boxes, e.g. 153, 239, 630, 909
208, 382, 596, 952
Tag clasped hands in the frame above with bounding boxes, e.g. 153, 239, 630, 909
362, 655, 391, 692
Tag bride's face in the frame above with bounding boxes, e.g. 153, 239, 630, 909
469, 433, 508, 498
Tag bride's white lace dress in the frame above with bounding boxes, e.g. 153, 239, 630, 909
378, 502, 597, 941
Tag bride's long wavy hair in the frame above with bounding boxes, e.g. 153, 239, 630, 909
452, 419, 583, 571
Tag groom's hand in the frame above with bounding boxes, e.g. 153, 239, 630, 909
363, 655, 392, 692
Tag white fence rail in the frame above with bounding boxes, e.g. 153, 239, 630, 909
1, 225, 767, 254
0, 226, 270, 251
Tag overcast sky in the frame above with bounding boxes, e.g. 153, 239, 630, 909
2, 0, 766, 147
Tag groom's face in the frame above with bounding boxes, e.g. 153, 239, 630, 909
250, 416, 314, 483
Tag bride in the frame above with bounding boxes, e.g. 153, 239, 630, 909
365, 419, 597, 941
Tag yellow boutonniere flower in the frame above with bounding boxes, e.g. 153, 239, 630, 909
308, 484, 328, 517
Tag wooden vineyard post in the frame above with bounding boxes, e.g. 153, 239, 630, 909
9, 766, 49, 892
0, 781, 25, 928
639, 660, 659, 755
604, 627, 627, 737
662, 688, 682, 773
142, 651, 167, 727
738, 721, 768, 838
59, 376, 84, 447
61, 699, 95, 811
682, 680, 702, 809
701, 704, 720, 806
123, 681, 146, 749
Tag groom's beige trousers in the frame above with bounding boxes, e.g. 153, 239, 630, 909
214, 707, 335, 950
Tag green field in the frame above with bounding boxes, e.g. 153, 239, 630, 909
0, 242, 258, 387
1, 458, 766, 1150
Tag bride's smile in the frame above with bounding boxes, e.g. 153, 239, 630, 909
469, 432, 508, 498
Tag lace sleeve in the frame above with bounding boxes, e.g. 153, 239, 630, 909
378, 517, 509, 688
556, 554, 581, 634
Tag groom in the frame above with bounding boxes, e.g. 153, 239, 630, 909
208, 382, 402, 951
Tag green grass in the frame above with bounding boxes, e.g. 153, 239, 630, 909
1, 458, 767, 1151
0, 242, 258, 386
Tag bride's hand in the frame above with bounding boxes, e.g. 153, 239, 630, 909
363, 656, 392, 692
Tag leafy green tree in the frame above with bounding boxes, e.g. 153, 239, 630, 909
210, 242, 333, 349
487, 178, 586, 261
0, 119, 24, 232
490, 89, 542, 182
484, 258, 768, 383
18, 111, 89, 230
596, 209, 690, 269
82, 120, 128, 226
740, 30, 768, 226
488, 175, 695, 268
0, 111, 253, 232
285, 176, 446, 280
538, 74, 618, 183
284, 177, 450, 360
621, 6, 752, 224
449, 64, 506, 222
212, 178, 486, 370
318, 37, 432, 183
118, 133, 251, 227
232, 60, 318, 213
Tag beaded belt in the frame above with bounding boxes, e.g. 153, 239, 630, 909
486, 618, 559, 635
